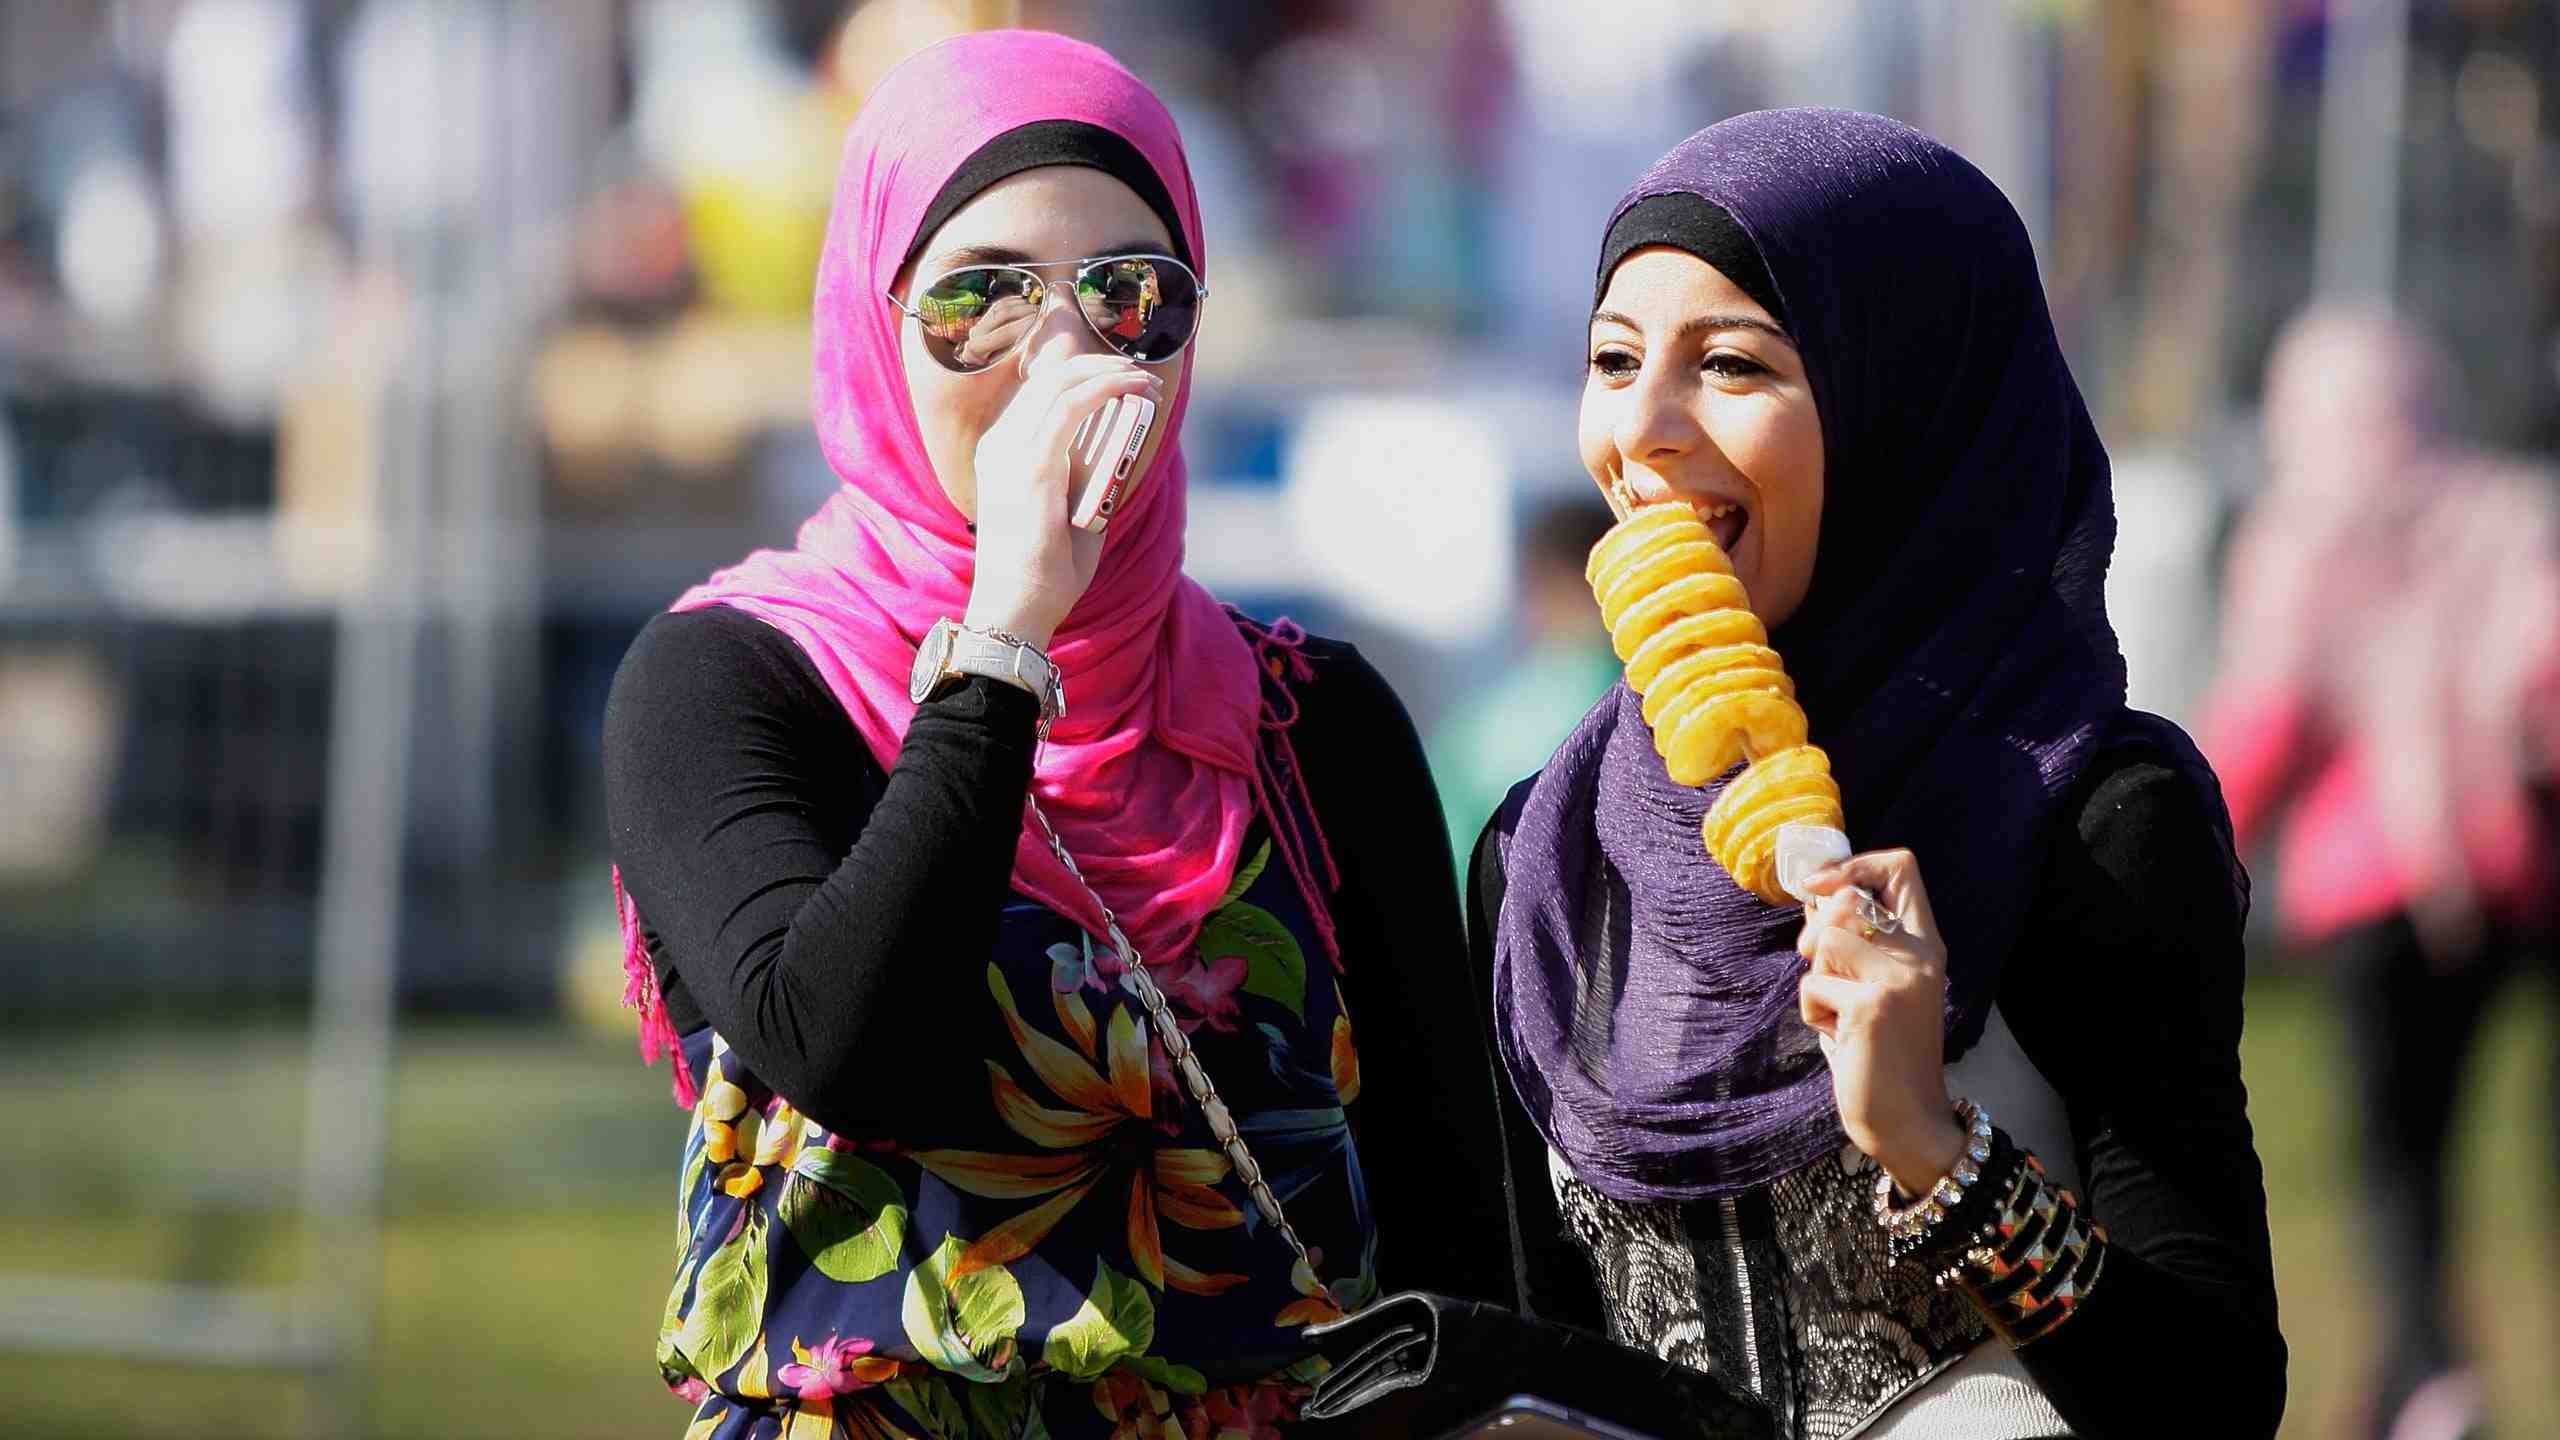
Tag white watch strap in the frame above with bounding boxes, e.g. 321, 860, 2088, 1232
945, 627, 1060, 717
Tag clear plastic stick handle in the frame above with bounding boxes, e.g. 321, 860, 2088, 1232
1774, 822, 1901, 936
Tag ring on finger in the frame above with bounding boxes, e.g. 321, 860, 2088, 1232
1851, 891, 1902, 939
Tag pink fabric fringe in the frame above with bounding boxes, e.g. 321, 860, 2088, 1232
614, 864, 698, 1109
1231, 613, 1344, 970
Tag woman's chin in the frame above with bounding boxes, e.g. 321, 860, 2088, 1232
1730, 556, 1762, 604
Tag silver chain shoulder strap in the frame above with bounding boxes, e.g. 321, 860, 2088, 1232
1026, 794, 1315, 1274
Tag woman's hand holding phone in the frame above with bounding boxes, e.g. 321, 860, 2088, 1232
965, 333, 1162, 649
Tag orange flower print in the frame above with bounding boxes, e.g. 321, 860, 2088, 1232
695, 1048, 813, 1200
1192, 1380, 1302, 1440
1092, 1371, 1193, 1440
1328, 985, 1360, 1106
1272, 1252, 1347, 1328
913, 966, 1251, 1294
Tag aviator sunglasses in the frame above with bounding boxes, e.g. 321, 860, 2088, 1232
885, 252, 1207, 374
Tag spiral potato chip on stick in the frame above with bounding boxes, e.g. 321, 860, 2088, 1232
1586, 498, 1845, 904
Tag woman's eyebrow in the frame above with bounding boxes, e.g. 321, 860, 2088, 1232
928, 243, 1033, 269
927, 239, 1176, 271
1681, 313, 1791, 344
1588, 308, 1792, 345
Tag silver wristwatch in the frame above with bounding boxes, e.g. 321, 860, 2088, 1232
908, 617, 1065, 728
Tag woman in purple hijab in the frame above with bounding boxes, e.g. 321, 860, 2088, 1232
1465, 111, 2284, 1437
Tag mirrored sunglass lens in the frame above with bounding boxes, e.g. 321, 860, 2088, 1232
917, 268, 1042, 370
1077, 258, 1198, 362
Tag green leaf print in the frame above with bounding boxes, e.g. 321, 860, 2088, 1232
961, 1374, 1042, 1440
657, 1250, 705, 1384
885, 1373, 977, 1438
674, 1211, 770, 1382
779, 1146, 909, 1283
1199, 900, 1307, 1022
678, 1140, 710, 1261
1218, 840, 1271, 906
1040, 1260, 1154, 1381
736, 1332, 772, 1399
1125, 1353, 1209, 1396
901, 1234, 1027, 1383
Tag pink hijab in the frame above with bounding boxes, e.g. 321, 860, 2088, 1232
615, 32, 1303, 1100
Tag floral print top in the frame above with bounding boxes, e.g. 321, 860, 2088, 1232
654, 803, 1376, 1440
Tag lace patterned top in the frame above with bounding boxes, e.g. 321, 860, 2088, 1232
1547, 1007, 2083, 1440
1470, 746, 2288, 1439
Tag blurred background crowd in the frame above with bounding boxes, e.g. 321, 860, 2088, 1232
4, 1, 2555, 1436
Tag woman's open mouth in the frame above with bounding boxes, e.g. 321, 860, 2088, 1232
1697, 499, 1749, 556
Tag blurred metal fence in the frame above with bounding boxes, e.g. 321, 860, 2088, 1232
0, 5, 610, 1430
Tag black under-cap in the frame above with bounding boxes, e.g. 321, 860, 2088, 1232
903, 119, 1191, 274
1595, 192, 1786, 329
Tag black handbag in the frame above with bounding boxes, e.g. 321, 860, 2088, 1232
1296, 1290, 1776, 1439
1034, 803, 1774, 1440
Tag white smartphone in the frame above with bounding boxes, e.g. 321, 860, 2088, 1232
1067, 393, 1156, 531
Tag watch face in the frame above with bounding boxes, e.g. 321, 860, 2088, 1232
909, 622, 953, 702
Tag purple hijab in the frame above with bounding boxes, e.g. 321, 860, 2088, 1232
1493, 109, 2231, 1204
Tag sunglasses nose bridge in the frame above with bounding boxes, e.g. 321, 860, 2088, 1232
1006, 275, 1116, 376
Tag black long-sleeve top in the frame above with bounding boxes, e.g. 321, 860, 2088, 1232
602, 603, 1512, 1301
1466, 746, 2289, 1438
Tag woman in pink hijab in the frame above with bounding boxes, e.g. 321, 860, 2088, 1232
601, 32, 1500, 1438
2201, 303, 2560, 1440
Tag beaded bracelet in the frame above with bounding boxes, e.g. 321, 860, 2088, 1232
1871, 1098, 1996, 1261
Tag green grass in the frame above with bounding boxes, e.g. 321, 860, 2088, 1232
4, 981, 2551, 1437
0, 1023, 683, 1439
2242, 974, 2558, 1436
